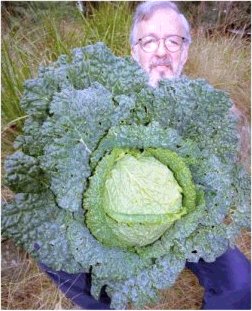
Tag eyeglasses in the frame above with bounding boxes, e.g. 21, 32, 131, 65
136, 35, 187, 53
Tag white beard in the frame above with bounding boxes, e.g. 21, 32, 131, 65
133, 51, 185, 87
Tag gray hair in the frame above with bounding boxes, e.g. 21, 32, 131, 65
130, 1, 192, 46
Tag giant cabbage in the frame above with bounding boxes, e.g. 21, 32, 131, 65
2, 43, 250, 309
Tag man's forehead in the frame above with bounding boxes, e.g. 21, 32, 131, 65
136, 9, 185, 37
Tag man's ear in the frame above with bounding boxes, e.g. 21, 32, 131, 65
131, 46, 138, 62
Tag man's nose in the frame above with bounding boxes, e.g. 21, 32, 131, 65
155, 39, 168, 57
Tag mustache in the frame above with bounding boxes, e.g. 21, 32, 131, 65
150, 58, 172, 69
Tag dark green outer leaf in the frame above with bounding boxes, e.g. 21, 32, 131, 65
2, 192, 82, 273
5, 151, 48, 193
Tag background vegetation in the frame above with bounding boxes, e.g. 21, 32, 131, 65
1, 1, 251, 309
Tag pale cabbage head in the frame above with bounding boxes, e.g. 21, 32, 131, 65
103, 154, 186, 246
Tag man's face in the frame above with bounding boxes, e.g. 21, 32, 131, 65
131, 9, 189, 86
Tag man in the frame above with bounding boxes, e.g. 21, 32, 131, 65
41, 2, 250, 309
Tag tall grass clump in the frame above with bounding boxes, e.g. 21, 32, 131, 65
78, 2, 132, 56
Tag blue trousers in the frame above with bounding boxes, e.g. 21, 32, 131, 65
40, 247, 251, 310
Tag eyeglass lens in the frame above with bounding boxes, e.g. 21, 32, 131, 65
140, 35, 184, 53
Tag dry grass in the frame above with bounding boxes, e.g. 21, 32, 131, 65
146, 269, 204, 310
1, 240, 76, 310
235, 229, 251, 260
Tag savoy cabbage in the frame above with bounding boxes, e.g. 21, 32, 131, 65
2, 43, 250, 309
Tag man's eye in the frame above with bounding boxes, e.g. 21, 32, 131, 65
171, 40, 179, 45
143, 39, 156, 46
168, 39, 179, 45
166, 37, 181, 46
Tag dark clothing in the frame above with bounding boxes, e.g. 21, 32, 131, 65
186, 247, 251, 310
40, 247, 251, 310
39, 263, 111, 310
